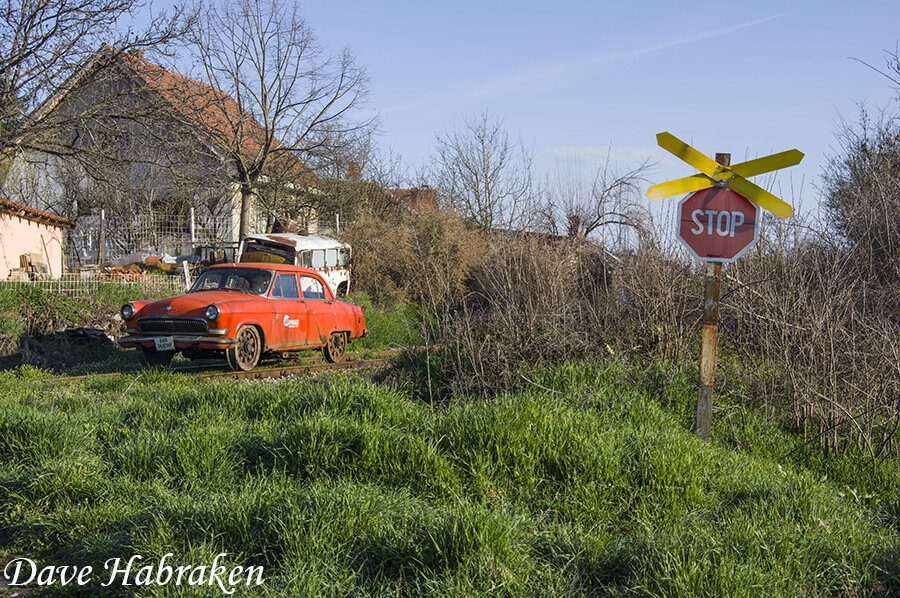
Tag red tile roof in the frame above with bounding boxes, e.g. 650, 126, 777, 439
0, 198, 77, 229
116, 49, 311, 182
389, 187, 438, 210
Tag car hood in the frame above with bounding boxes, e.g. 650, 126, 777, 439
138, 290, 260, 317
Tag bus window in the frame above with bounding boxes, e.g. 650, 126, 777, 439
311, 250, 325, 269
299, 250, 312, 268
325, 249, 338, 268
338, 248, 350, 267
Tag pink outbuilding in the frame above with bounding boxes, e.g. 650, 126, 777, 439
0, 198, 77, 280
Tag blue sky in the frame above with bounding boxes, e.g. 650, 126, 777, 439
298, 0, 900, 216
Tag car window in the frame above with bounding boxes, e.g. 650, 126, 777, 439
190, 268, 272, 295
271, 274, 300, 299
325, 249, 338, 267
300, 275, 327, 300
311, 250, 325, 269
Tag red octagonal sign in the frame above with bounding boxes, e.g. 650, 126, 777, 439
678, 187, 760, 263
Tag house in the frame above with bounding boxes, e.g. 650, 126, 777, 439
0, 197, 77, 279
3, 45, 317, 264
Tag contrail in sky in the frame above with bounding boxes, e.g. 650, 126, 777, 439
384, 12, 786, 114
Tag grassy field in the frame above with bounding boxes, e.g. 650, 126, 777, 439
0, 360, 896, 597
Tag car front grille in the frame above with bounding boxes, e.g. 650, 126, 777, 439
137, 317, 209, 335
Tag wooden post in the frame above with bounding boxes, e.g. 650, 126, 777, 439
695, 152, 730, 442
190, 207, 197, 249
98, 209, 105, 266
182, 260, 191, 291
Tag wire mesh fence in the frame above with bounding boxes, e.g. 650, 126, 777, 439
68, 207, 236, 268
0, 272, 189, 300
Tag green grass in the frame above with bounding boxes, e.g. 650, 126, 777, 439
0, 361, 896, 597
344, 292, 424, 350
0, 282, 179, 338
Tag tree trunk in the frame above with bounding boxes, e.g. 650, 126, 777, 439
239, 187, 252, 240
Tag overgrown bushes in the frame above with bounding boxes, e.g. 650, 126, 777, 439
346, 199, 900, 465
341, 205, 481, 306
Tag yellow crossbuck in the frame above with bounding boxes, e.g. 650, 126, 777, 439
646, 132, 803, 218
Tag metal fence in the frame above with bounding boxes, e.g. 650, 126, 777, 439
0, 272, 188, 300
67, 208, 340, 268
68, 207, 236, 268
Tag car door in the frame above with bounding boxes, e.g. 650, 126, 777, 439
299, 274, 336, 346
269, 273, 309, 349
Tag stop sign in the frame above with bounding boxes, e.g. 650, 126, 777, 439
678, 187, 759, 262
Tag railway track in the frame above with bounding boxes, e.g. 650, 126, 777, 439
48, 348, 409, 384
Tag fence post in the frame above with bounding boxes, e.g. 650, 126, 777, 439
98, 209, 105, 265
183, 260, 191, 291
190, 207, 196, 251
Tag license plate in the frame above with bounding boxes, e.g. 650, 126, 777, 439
154, 336, 175, 351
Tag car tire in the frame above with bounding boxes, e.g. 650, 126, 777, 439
323, 331, 347, 363
226, 325, 262, 371
138, 346, 174, 368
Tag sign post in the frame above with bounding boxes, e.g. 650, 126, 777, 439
646, 132, 802, 443
696, 153, 728, 442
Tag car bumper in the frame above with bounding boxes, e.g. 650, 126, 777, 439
118, 335, 237, 350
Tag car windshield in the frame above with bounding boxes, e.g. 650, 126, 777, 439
189, 268, 273, 296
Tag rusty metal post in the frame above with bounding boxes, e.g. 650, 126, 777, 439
695, 152, 730, 442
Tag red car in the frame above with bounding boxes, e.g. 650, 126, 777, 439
118, 264, 367, 370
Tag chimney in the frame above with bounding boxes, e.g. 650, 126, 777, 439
348, 162, 360, 180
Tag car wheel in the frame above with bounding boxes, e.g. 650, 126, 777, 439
138, 346, 174, 368
323, 331, 347, 363
226, 325, 262, 371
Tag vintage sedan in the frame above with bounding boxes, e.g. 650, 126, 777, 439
118, 264, 367, 370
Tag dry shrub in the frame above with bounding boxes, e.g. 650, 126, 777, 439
724, 219, 900, 459
611, 247, 696, 360
341, 206, 481, 305
430, 237, 686, 398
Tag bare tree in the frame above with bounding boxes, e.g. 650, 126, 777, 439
0, 0, 191, 158
433, 111, 535, 231
544, 152, 650, 245
187, 0, 371, 239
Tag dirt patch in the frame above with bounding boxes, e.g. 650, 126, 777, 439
0, 299, 125, 371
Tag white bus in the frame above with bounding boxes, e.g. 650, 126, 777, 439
238, 233, 352, 296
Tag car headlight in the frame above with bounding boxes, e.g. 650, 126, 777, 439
120, 303, 135, 320
205, 304, 220, 320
